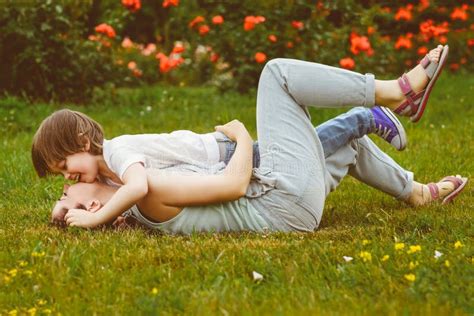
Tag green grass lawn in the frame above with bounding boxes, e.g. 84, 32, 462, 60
0, 74, 473, 315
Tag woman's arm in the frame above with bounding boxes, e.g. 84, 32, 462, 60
146, 120, 254, 207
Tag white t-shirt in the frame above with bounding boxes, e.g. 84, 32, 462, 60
102, 130, 225, 181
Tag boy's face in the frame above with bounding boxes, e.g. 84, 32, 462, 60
51, 151, 99, 183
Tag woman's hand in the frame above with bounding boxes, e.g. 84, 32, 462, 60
215, 120, 251, 142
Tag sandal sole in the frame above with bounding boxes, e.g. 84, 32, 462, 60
411, 45, 449, 122
442, 177, 468, 204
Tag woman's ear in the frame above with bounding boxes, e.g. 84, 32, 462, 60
86, 199, 102, 213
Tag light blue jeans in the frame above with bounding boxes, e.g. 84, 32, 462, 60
229, 59, 413, 232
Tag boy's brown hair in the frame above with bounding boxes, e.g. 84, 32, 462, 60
32, 109, 104, 177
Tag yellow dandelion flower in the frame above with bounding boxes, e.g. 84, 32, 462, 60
43, 309, 52, 315
404, 273, 416, 282
36, 299, 47, 306
362, 239, 370, 245
409, 261, 419, 270
444, 260, 450, 268
19, 260, 28, 267
31, 251, 45, 258
24, 270, 33, 276
3, 275, 11, 283
359, 251, 372, 262
8, 310, 17, 316
454, 241, 463, 249
381, 255, 390, 262
395, 242, 405, 250
471, 257, 474, 264
151, 287, 158, 295
27, 307, 37, 316
8, 269, 18, 277
407, 245, 421, 254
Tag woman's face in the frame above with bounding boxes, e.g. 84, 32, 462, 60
51, 182, 104, 223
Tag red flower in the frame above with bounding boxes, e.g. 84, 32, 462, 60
122, 0, 141, 12
286, 41, 294, 48
450, 7, 468, 21
268, 34, 277, 43
419, 0, 430, 11
291, 20, 304, 30
395, 6, 413, 21
212, 15, 224, 25
395, 35, 413, 50
339, 57, 355, 70
162, 0, 179, 8
350, 33, 372, 55
367, 26, 375, 35
450, 63, 460, 71
439, 36, 448, 44
172, 44, 185, 54
417, 46, 428, 56
468, 39, 474, 47
95, 23, 116, 38
132, 69, 142, 77
419, 20, 449, 40
199, 25, 210, 36
156, 52, 184, 73
210, 52, 219, 63
189, 16, 205, 28
255, 52, 267, 63
244, 16, 265, 31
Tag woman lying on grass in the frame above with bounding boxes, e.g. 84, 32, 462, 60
35, 44, 468, 233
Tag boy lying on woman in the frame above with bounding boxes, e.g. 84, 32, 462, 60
32, 45, 467, 233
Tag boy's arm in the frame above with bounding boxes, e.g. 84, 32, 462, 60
64, 163, 147, 228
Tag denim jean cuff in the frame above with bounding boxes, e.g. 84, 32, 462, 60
364, 73, 375, 107
396, 171, 414, 201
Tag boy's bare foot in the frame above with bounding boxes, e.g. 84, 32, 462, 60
407, 175, 468, 207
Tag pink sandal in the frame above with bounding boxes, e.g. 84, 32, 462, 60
427, 176, 468, 204
394, 45, 449, 123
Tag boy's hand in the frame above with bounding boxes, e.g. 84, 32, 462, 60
215, 120, 251, 142
64, 209, 100, 228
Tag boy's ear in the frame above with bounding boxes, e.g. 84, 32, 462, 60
86, 199, 102, 213
79, 134, 91, 152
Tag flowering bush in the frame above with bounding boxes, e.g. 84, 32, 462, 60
1, 0, 473, 101
0, 1, 128, 103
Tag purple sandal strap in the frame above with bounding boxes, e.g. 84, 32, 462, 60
427, 183, 439, 200
420, 56, 430, 68
440, 176, 463, 188
394, 89, 425, 116
398, 74, 414, 96
420, 55, 438, 79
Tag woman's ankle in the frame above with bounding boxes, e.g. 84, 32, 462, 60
374, 79, 404, 110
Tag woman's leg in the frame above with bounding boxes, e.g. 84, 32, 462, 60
251, 58, 378, 231
324, 136, 413, 199
250, 46, 444, 231
324, 136, 464, 206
